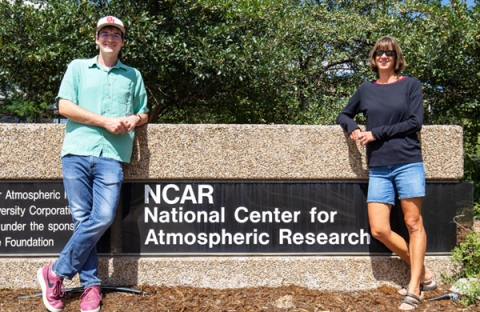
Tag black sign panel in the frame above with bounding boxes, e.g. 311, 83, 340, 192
0, 181, 472, 255
0, 182, 70, 254
0, 181, 113, 255
119, 181, 472, 254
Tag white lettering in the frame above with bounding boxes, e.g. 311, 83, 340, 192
4, 190, 61, 201
0, 222, 26, 231
144, 229, 158, 244
144, 207, 225, 223
198, 185, 214, 204
29, 206, 71, 217
278, 229, 370, 245
234, 206, 300, 224
5, 237, 54, 247
163, 184, 180, 204
0, 206, 26, 217
48, 223, 74, 232
144, 185, 161, 204
144, 229, 270, 247
144, 184, 215, 205
309, 207, 338, 223
180, 185, 196, 204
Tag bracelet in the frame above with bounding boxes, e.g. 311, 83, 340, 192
134, 114, 142, 124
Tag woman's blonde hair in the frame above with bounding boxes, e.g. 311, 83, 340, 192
368, 36, 406, 75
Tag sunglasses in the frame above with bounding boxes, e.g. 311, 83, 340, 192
375, 50, 396, 57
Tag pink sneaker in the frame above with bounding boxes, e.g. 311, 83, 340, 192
36, 263, 64, 312
80, 285, 102, 312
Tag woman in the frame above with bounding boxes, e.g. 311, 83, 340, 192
336, 36, 436, 310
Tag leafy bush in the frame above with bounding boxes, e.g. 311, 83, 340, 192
452, 231, 480, 278
456, 278, 480, 307
450, 227, 480, 306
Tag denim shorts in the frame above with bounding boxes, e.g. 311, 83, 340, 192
367, 162, 425, 205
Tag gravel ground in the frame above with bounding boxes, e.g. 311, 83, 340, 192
1, 283, 479, 311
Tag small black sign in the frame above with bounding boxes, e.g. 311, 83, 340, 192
0, 182, 70, 254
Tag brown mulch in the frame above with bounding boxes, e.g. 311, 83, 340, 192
1, 284, 479, 311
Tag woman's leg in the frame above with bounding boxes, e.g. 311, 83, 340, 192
368, 202, 410, 260
395, 161, 431, 288
368, 201, 433, 285
367, 166, 412, 262
400, 197, 426, 304
369, 199, 427, 310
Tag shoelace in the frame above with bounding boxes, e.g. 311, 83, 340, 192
52, 279, 65, 298
81, 287, 101, 302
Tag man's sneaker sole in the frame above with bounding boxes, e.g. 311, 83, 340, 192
37, 267, 63, 312
81, 307, 101, 312
80, 286, 102, 312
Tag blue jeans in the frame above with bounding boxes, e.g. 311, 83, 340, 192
367, 162, 425, 205
52, 154, 123, 287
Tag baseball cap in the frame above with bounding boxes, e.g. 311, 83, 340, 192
96, 16, 125, 34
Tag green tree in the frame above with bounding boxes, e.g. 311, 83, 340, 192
0, 0, 100, 120
0, 1, 479, 202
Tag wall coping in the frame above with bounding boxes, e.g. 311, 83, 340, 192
0, 124, 463, 180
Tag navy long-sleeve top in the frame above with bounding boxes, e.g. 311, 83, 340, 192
336, 76, 424, 168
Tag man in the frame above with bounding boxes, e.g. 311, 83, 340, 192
37, 16, 148, 312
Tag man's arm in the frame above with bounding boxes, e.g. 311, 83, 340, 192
134, 113, 148, 127
58, 99, 141, 134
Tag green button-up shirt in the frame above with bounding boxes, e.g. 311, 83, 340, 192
56, 57, 148, 163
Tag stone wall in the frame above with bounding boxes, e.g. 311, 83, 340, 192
0, 124, 464, 290
0, 124, 463, 180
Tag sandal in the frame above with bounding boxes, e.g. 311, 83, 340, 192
399, 292, 422, 311
398, 278, 437, 296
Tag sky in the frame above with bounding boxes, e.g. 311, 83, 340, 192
442, 0, 476, 6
